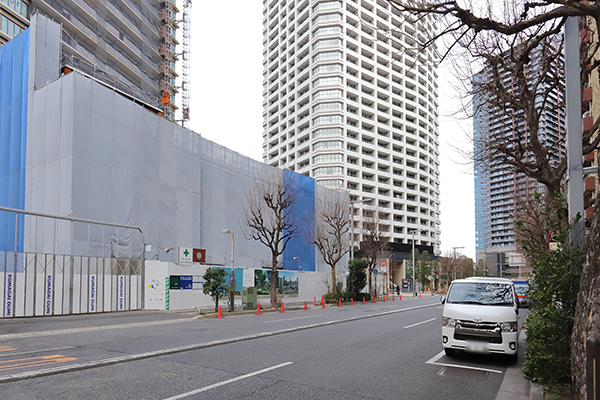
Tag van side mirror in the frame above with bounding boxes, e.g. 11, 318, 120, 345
441, 296, 446, 304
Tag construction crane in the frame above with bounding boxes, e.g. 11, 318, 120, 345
180, 0, 192, 126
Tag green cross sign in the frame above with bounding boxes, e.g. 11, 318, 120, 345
183, 249, 189, 257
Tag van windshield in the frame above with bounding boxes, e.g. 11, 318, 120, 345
447, 282, 514, 306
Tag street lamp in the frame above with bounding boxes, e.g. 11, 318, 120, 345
222, 229, 235, 312
452, 247, 464, 280
409, 229, 427, 297
349, 198, 372, 260
293, 256, 301, 270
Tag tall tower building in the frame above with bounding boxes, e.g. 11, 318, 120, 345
261, 0, 441, 253
473, 45, 565, 277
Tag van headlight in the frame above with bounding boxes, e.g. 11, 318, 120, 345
501, 322, 518, 332
442, 317, 456, 328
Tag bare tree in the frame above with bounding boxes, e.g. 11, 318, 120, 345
240, 169, 299, 309
360, 207, 390, 296
312, 190, 350, 295
385, 2, 600, 396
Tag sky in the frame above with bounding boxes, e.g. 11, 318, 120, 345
186, 1, 475, 260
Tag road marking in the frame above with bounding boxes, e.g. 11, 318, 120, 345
404, 317, 436, 329
425, 350, 503, 374
0, 346, 75, 358
0, 346, 18, 352
263, 315, 322, 323
0, 302, 439, 383
0, 354, 77, 372
163, 362, 293, 400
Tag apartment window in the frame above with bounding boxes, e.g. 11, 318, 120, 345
313, 64, 343, 74
318, 179, 344, 189
314, 25, 342, 36
314, 127, 343, 137
313, 13, 342, 24
313, 115, 343, 125
314, 140, 343, 150
313, 38, 342, 50
313, 1, 341, 12
314, 153, 343, 163
313, 76, 343, 86
313, 89, 343, 100
313, 102, 342, 112
314, 166, 343, 176
313, 51, 342, 62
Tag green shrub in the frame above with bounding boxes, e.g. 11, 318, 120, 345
519, 216, 584, 386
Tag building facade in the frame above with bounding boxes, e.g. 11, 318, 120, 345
474, 44, 565, 277
1, 0, 180, 119
261, 0, 441, 253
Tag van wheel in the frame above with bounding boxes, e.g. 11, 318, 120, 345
508, 353, 518, 364
444, 348, 456, 357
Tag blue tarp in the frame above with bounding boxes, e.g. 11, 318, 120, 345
283, 170, 316, 271
0, 30, 29, 251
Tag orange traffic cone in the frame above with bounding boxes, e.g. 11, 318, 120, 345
351, 298, 354, 306
322, 300, 325, 309
338, 298, 342, 307
362, 297, 365, 304
374, 297, 376, 303
304, 301, 307, 310
400, 293, 402, 300
313, 296, 316, 305
218, 305, 223, 319
383, 296, 386, 302
321, 295, 324, 305
281, 302, 285, 313
419, 292, 422, 298
256, 304, 262, 315
392, 295, 395, 301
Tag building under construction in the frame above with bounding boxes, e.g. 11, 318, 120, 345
1, 0, 190, 121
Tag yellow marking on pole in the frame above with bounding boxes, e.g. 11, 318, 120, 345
0, 354, 77, 372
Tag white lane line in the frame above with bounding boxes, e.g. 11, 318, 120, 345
404, 317, 436, 329
425, 350, 503, 374
163, 362, 294, 400
263, 315, 322, 323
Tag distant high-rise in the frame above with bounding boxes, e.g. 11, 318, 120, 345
261, 0, 441, 252
473, 44, 565, 276
1, 0, 180, 119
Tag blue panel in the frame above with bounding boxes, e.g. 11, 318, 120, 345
0, 30, 29, 252
283, 170, 315, 271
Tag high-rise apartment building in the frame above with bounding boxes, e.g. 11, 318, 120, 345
1, 0, 180, 119
261, 0, 441, 252
474, 45, 565, 277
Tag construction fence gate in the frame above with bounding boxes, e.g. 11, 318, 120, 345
0, 206, 145, 317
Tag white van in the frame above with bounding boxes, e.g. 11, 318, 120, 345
441, 277, 519, 360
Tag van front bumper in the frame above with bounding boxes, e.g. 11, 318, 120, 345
442, 326, 518, 355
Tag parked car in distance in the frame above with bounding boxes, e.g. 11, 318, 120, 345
512, 280, 530, 308
441, 277, 519, 362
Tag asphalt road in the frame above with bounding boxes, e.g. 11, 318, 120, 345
0, 296, 525, 399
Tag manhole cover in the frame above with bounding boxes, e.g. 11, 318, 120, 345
437, 366, 489, 381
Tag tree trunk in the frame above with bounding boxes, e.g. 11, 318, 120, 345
331, 266, 337, 294
270, 254, 278, 309
572, 195, 600, 399
214, 295, 219, 312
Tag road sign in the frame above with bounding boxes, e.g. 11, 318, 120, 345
193, 248, 206, 263
178, 247, 192, 263
373, 269, 378, 275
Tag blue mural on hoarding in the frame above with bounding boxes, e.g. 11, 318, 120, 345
282, 170, 315, 271
0, 29, 29, 252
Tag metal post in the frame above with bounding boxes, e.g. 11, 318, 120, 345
223, 229, 235, 312
412, 231, 416, 297
565, 16, 585, 246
